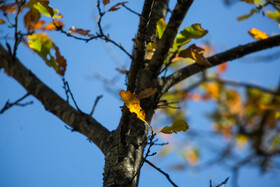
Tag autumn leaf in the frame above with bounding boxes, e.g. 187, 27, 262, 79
119, 90, 147, 124
241, 0, 254, 3
217, 63, 228, 75
237, 8, 257, 21
28, 20, 45, 30
27, 33, 66, 76
116, 68, 128, 74
183, 147, 200, 165
43, 20, 64, 30
69, 26, 94, 37
175, 24, 208, 48
0, 19, 5, 24
103, 0, 110, 6
267, 10, 280, 23
24, 7, 41, 30
0, 3, 17, 14
156, 18, 167, 39
33, 2, 62, 19
108, 2, 128, 12
179, 44, 211, 66
248, 28, 269, 40
160, 119, 189, 134
138, 88, 157, 99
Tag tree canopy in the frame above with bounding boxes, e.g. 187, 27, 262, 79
1, 0, 280, 186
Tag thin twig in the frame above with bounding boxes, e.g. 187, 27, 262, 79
144, 159, 178, 187
216, 177, 230, 187
89, 95, 103, 116
13, 0, 25, 59
62, 78, 82, 112
121, 4, 141, 16
0, 93, 33, 114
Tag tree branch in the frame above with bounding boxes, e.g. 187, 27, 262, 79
161, 35, 280, 94
127, 0, 155, 92
148, 0, 194, 77
0, 93, 33, 114
0, 44, 110, 155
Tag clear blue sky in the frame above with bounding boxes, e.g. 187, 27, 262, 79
1, 0, 280, 186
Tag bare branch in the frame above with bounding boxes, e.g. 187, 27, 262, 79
148, 0, 194, 77
0, 44, 110, 154
89, 95, 103, 116
144, 159, 178, 187
161, 35, 280, 94
0, 93, 33, 114
122, 4, 141, 16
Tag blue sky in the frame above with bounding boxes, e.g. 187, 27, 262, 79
1, 0, 280, 186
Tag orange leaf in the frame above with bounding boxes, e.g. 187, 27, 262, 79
69, 26, 94, 37
54, 44, 67, 76
217, 63, 228, 75
179, 44, 211, 66
108, 1, 128, 12
119, 90, 147, 123
116, 68, 128, 74
0, 19, 5, 24
103, 0, 110, 5
0, 3, 17, 14
138, 88, 157, 99
43, 20, 64, 30
248, 28, 269, 40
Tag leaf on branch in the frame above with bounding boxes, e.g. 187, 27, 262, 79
43, 20, 64, 30
253, 0, 265, 7
68, 26, 94, 37
138, 88, 157, 99
0, 3, 17, 14
26, 33, 66, 76
33, 1, 62, 19
24, 7, 41, 30
119, 90, 147, 123
156, 18, 167, 39
241, 0, 254, 3
248, 28, 269, 40
160, 119, 189, 134
116, 68, 128, 74
103, 0, 110, 6
175, 24, 208, 48
237, 8, 257, 21
266, 10, 280, 23
108, 1, 128, 12
179, 44, 211, 66
0, 19, 5, 24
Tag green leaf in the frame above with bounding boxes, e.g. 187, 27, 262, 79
156, 18, 167, 39
33, 2, 62, 19
27, 33, 66, 75
160, 119, 189, 134
253, 0, 265, 7
237, 8, 257, 21
175, 24, 208, 48
267, 10, 280, 23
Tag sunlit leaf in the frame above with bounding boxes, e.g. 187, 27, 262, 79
156, 18, 167, 39
33, 2, 62, 19
68, 26, 94, 37
248, 28, 269, 40
175, 24, 208, 47
235, 134, 248, 148
27, 33, 66, 75
28, 20, 45, 30
0, 19, 5, 24
267, 10, 280, 23
179, 44, 211, 66
119, 90, 147, 123
43, 20, 64, 30
108, 1, 128, 12
237, 8, 257, 21
217, 63, 228, 75
253, 0, 265, 7
160, 119, 189, 134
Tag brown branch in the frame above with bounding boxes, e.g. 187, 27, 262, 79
161, 35, 280, 94
148, 0, 194, 77
0, 44, 110, 155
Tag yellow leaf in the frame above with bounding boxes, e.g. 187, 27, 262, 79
235, 134, 248, 148
248, 28, 269, 40
119, 90, 147, 123
0, 19, 5, 24
160, 119, 189, 134
237, 8, 257, 21
156, 18, 167, 39
138, 88, 157, 99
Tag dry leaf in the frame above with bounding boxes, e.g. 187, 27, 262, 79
138, 88, 157, 99
160, 119, 189, 134
248, 28, 269, 40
